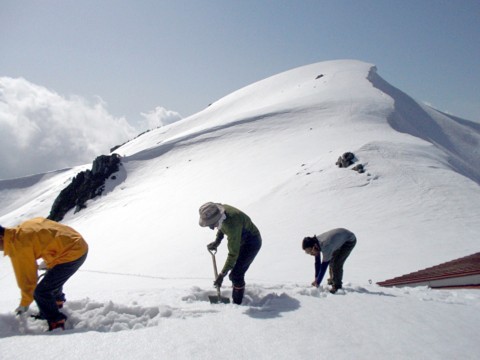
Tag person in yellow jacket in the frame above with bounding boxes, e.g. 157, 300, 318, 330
0, 217, 88, 331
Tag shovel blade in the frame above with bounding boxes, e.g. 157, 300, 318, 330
208, 295, 230, 304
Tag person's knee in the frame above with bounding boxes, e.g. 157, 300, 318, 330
229, 272, 245, 287
230, 277, 245, 287
34, 285, 49, 300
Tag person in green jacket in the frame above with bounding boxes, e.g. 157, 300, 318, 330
199, 202, 262, 304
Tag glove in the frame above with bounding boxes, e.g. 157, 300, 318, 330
15, 305, 29, 316
207, 240, 220, 251
213, 273, 225, 288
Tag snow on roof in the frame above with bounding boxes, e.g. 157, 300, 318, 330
377, 252, 480, 288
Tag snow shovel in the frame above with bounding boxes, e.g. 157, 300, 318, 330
208, 249, 230, 304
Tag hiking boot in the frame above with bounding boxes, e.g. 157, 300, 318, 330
48, 319, 66, 331
232, 286, 245, 305
329, 285, 342, 294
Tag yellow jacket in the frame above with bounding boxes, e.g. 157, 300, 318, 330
3, 217, 88, 306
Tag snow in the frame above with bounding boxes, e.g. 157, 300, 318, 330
1, 59, 479, 359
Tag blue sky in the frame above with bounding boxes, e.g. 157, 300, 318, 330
1, 0, 479, 128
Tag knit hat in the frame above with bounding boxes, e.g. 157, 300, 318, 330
199, 202, 225, 227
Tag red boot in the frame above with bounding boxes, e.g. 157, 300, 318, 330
48, 319, 66, 331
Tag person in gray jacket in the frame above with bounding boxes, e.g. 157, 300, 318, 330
302, 228, 356, 293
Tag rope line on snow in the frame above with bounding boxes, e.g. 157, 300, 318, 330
79, 269, 211, 281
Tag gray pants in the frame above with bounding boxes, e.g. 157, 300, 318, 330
328, 239, 356, 288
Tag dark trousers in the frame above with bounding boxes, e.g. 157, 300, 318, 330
229, 235, 262, 288
34, 252, 87, 322
329, 239, 356, 288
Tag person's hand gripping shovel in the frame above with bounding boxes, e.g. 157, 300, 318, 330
208, 248, 230, 304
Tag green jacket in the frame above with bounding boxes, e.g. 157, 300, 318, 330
215, 204, 260, 274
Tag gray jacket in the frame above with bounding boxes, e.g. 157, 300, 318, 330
316, 228, 356, 262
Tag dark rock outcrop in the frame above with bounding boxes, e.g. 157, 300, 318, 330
336, 152, 355, 168
48, 154, 121, 221
351, 164, 365, 173
335, 152, 365, 173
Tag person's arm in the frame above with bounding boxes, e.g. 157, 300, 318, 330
221, 227, 241, 274
314, 261, 330, 287
10, 250, 38, 307
207, 230, 224, 251
215, 230, 225, 243
314, 254, 321, 277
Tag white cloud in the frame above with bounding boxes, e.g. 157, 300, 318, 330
140, 106, 182, 130
0, 77, 138, 180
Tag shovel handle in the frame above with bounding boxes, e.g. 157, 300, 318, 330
208, 249, 230, 303
209, 248, 219, 278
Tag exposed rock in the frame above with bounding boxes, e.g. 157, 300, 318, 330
335, 152, 365, 173
351, 164, 365, 173
48, 154, 121, 221
335, 152, 355, 168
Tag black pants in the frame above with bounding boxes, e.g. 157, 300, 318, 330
329, 239, 356, 288
34, 252, 87, 322
229, 235, 262, 288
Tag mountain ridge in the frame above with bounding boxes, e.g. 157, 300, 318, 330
0, 59, 478, 283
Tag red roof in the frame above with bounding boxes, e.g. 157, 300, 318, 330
377, 252, 480, 288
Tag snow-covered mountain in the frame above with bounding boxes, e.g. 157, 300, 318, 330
1, 60, 479, 359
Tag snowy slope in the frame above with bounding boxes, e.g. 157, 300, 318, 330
0, 60, 479, 360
